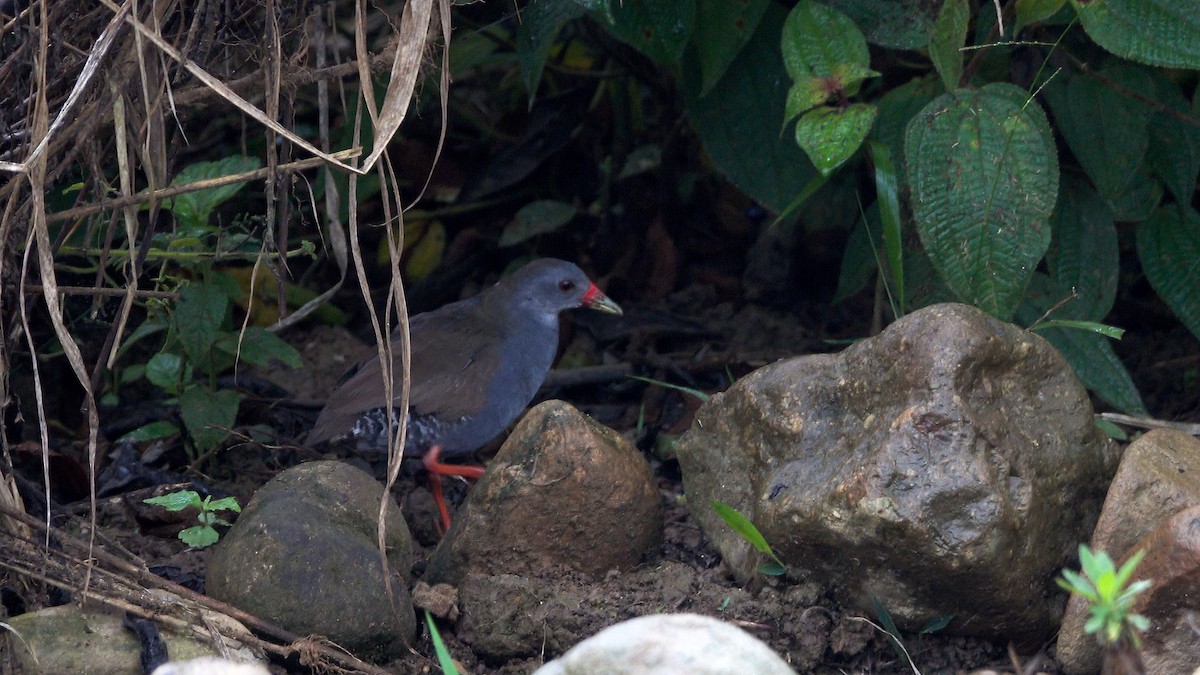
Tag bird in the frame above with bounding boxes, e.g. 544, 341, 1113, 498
306, 258, 623, 529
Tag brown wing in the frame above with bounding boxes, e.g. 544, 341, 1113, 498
305, 297, 503, 445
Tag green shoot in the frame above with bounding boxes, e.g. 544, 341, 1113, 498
143, 490, 240, 549
711, 500, 785, 575
425, 610, 459, 675
1057, 544, 1151, 648
1030, 320, 1125, 339
1093, 417, 1128, 441
629, 375, 710, 402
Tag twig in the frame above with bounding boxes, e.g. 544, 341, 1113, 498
23, 284, 178, 299
1099, 413, 1200, 436
46, 150, 359, 223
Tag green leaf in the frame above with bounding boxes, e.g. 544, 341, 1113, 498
179, 525, 220, 549
870, 76, 941, 171
177, 283, 228, 368
1147, 77, 1200, 204
1031, 321, 1124, 339
827, 0, 941, 49
1042, 66, 1154, 200
115, 319, 168, 360
757, 562, 786, 576
618, 144, 663, 180
711, 500, 783, 567
214, 327, 303, 369
685, 3, 817, 211
600, 0, 696, 71
1014, 0, 1067, 35
1017, 278, 1147, 415
498, 200, 579, 247
144, 490, 203, 512
118, 421, 181, 443
164, 156, 261, 230
920, 614, 954, 634
146, 352, 185, 392
785, 78, 835, 124
833, 211, 880, 305
1094, 417, 1128, 441
179, 386, 243, 453
1138, 204, 1200, 342
928, 0, 968, 92
693, 0, 769, 97
781, 1, 874, 86
904, 83, 1058, 320
205, 496, 241, 513
1046, 178, 1118, 320
516, 0, 587, 101
1103, 167, 1164, 223
794, 104, 877, 175
1071, 0, 1200, 70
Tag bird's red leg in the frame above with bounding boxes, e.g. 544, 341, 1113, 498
423, 445, 486, 532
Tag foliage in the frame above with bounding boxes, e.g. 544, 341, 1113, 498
517, 0, 1200, 415
711, 500, 785, 575
93, 157, 302, 459
1058, 544, 1152, 648
143, 490, 241, 549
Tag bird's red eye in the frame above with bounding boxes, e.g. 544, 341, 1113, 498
559, 279, 576, 292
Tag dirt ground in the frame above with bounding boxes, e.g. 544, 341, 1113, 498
6, 267, 1198, 674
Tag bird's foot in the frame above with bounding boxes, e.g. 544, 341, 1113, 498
423, 445, 486, 533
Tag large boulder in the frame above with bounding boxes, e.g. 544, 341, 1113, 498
678, 303, 1118, 645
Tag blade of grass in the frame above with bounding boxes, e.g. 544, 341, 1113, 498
711, 500, 784, 570
425, 610, 459, 675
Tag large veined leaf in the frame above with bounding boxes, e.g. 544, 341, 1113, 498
1041, 65, 1154, 200
1147, 76, 1200, 204
686, 3, 816, 211
1138, 205, 1200, 342
1071, 0, 1200, 70
928, 0, 968, 92
1046, 178, 1118, 321
176, 284, 228, 371
904, 83, 1059, 320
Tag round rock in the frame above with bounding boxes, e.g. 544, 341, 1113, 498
206, 461, 414, 660
532, 613, 796, 675
422, 400, 661, 585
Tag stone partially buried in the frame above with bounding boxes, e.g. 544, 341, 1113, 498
677, 303, 1118, 646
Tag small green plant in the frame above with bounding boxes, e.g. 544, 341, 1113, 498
109, 157, 303, 460
143, 490, 241, 549
1058, 544, 1152, 648
711, 500, 785, 575
425, 610, 459, 675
